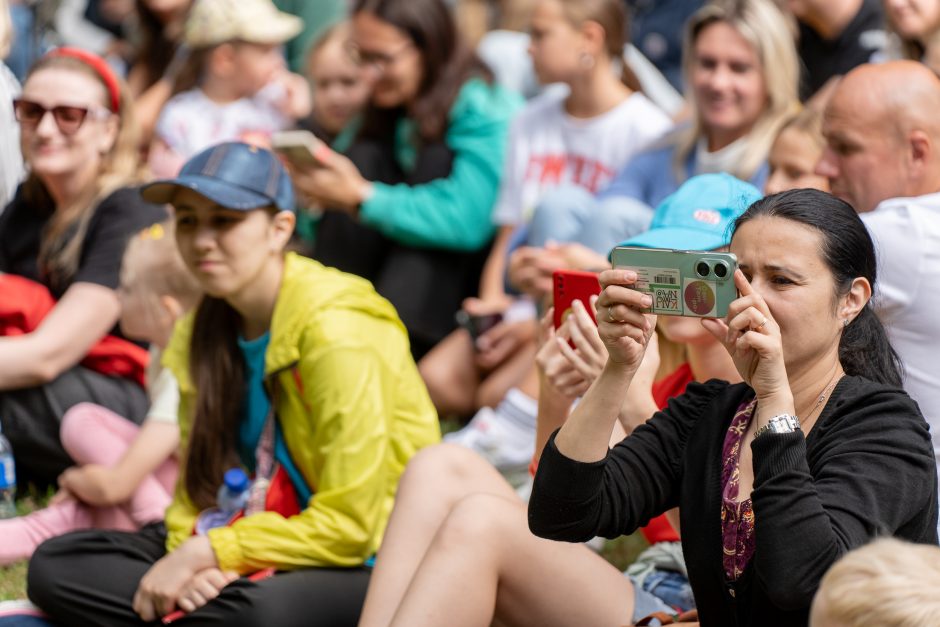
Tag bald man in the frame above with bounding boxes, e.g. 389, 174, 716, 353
817, 61, 940, 524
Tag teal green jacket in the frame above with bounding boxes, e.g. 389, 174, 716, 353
335, 79, 522, 252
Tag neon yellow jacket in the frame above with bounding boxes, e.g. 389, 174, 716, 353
162, 252, 440, 573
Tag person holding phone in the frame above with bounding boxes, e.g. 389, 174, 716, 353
287, 0, 523, 359
530, 188, 938, 626
356, 174, 755, 627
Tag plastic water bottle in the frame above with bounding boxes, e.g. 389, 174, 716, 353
195, 468, 250, 534
0, 426, 16, 519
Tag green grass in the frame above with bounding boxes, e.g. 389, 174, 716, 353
0, 472, 650, 603
0, 490, 52, 601
601, 532, 650, 571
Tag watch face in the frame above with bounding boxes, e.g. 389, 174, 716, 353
771, 415, 799, 433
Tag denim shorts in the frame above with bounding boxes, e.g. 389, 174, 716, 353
630, 570, 696, 625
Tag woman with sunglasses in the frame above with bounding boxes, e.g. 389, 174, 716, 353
0, 48, 167, 488
288, 0, 522, 359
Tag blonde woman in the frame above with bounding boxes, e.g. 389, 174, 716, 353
0, 49, 167, 487
596, 0, 799, 210
882, 0, 940, 73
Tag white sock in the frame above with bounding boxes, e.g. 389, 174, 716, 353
496, 388, 537, 432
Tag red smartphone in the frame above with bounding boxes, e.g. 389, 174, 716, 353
552, 270, 601, 330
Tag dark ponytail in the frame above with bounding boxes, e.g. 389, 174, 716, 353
733, 189, 903, 387
185, 296, 244, 510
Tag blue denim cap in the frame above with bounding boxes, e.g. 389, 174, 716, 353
141, 142, 294, 212
619, 173, 762, 251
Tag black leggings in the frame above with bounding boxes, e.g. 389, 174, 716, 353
314, 140, 490, 359
0, 365, 148, 488
27, 524, 371, 627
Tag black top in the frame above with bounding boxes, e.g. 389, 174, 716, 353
0, 185, 167, 299
798, 0, 885, 100
529, 376, 938, 627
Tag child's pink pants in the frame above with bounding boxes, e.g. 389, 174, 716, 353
0, 402, 178, 565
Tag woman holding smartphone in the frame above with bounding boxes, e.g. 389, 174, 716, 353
356, 174, 756, 627
530, 188, 938, 626
288, 0, 522, 358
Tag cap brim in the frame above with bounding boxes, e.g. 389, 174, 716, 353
141, 174, 274, 211
185, 14, 303, 48
619, 226, 730, 252
242, 15, 303, 45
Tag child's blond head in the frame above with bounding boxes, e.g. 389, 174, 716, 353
119, 221, 202, 344
810, 537, 940, 627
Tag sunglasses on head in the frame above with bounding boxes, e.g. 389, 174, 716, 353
12, 98, 112, 135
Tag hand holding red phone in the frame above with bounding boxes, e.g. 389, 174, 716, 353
553, 297, 607, 392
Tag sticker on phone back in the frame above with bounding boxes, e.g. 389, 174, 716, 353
683, 277, 717, 317
624, 266, 681, 315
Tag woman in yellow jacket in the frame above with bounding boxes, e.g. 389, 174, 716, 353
26, 142, 440, 627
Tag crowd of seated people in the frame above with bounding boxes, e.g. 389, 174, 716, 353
0, 0, 938, 625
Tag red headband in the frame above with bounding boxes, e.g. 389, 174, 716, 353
45, 47, 121, 113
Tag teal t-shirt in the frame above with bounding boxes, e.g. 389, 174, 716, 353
237, 332, 312, 506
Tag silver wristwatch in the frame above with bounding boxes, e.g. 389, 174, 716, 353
753, 414, 800, 440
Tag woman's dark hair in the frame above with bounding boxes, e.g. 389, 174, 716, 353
132, 0, 181, 90
732, 189, 903, 387
353, 0, 493, 143
184, 296, 244, 509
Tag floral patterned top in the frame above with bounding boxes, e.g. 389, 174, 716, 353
721, 398, 758, 581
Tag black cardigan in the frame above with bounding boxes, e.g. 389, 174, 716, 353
528, 376, 939, 627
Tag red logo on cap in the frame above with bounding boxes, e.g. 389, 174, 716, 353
693, 209, 721, 225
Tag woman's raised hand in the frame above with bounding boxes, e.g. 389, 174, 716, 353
595, 269, 657, 372
285, 150, 372, 214
552, 296, 608, 389
536, 310, 586, 399
701, 270, 789, 400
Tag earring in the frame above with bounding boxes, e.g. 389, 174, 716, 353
843, 319, 850, 327
580, 53, 595, 69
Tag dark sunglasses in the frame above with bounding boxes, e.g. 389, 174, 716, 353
12, 98, 111, 135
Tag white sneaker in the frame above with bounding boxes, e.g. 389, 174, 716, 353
444, 390, 536, 485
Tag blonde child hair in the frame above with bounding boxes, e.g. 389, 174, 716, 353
123, 222, 201, 306
810, 537, 940, 627
119, 221, 202, 342
777, 106, 825, 151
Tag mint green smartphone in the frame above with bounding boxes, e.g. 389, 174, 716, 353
609, 247, 738, 318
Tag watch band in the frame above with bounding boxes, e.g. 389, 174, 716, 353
753, 414, 800, 440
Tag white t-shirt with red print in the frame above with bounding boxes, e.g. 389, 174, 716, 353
492, 86, 673, 227
151, 83, 293, 176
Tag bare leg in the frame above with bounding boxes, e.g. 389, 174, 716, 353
418, 330, 480, 418
358, 444, 518, 627
388, 494, 634, 627
475, 337, 537, 410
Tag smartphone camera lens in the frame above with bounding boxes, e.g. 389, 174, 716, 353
713, 262, 729, 279
696, 261, 710, 278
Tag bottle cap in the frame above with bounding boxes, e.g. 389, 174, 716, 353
223, 467, 249, 493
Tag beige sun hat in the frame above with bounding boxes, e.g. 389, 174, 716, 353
184, 0, 304, 49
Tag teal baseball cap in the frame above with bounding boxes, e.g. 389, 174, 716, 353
619, 173, 762, 251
